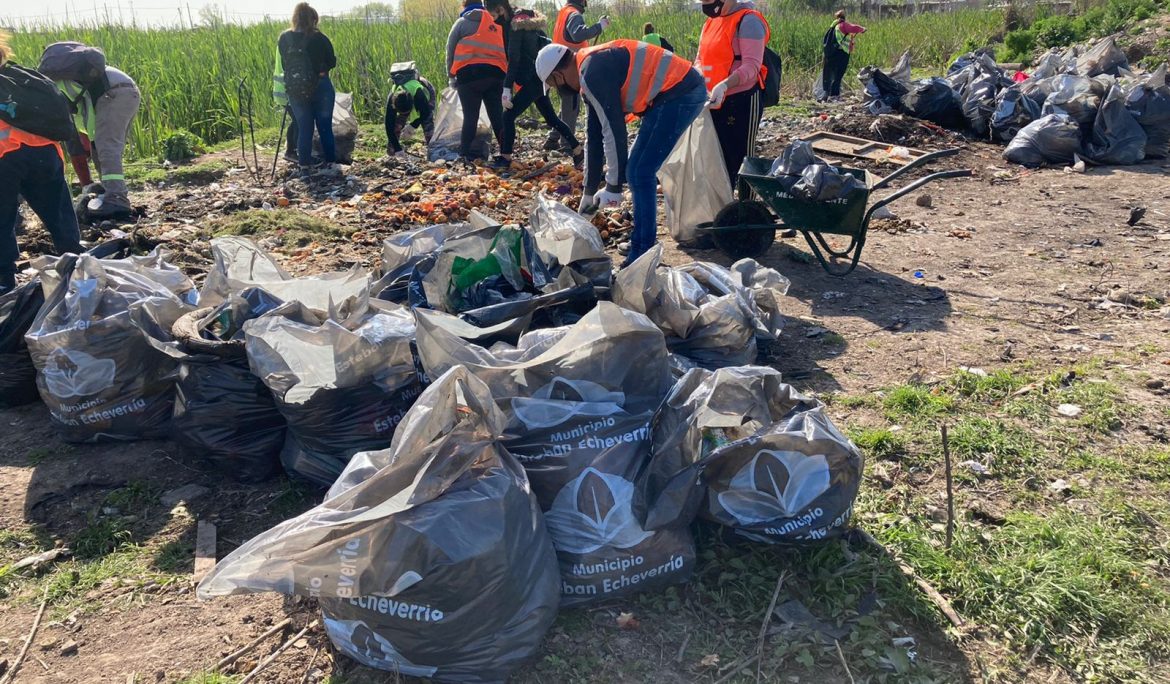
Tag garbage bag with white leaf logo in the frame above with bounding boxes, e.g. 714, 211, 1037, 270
244, 295, 423, 487
639, 366, 863, 543
156, 288, 289, 482
611, 245, 788, 368
24, 250, 194, 442
197, 367, 560, 682
416, 302, 694, 606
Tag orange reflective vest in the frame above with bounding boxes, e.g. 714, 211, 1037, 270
553, 5, 587, 51
697, 8, 770, 108
0, 120, 58, 159
577, 40, 694, 117
450, 10, 508, 76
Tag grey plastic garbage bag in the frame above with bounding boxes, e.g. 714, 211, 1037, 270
529, 194, 613, 292
313, 91, 359, 163
657, 111, 732, 245
1075, 37, 1129, 78
415, 302, 693, 606
200, 237, 370, 311
429, 87, 492, 161
0, 281, 46, 409
166, 289, 288, 482
1003, 113, 1083, 167
639, 366, 863, 543
1041, 75, 1107, 128
768, 140, 824, 178
197, 367, 560, 682
611, 245, 788, 369
1125, 64, 1170, 159
1085, 84, 1148, 165
245, 298, 423, 487
372, 222, 476, 303
857, 67, 908, 114
791, 163, 868, 202
24, 250, 193, 442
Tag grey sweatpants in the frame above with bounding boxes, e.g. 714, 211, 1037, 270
93, 83, 141, 208
547, 85, 580, 146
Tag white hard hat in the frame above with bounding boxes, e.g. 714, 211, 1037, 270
535, 43, 571, 93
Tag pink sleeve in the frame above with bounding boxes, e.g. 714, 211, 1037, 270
839, 21, 866, 34
728, 33, 765, 91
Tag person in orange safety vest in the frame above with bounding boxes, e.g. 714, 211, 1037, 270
446, 0, 512, 160
0, 33, 83, 295
696, 0, 771, 190
544, 0, 609, 152
536, 40, 707, 267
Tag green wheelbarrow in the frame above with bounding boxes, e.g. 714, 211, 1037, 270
698, 148, 972, 276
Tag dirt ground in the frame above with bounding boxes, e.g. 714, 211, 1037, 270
1, 97, 1169, 684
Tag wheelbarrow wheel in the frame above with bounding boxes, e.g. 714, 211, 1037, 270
711, 200, 776, 260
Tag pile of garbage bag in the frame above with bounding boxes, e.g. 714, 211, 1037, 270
860, 38, 1168, 166
611, 245, 787, 368
197, 367, 561, 682
857, 49, 911, 114
415, 302, 695, 606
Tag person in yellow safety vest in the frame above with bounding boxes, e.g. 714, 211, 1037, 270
641, 23, 675, 53
536, 41, 707, 267
696, 0, 771, 189
0, 33, 83, 294
386, 74, 437, 156
48, 60, 140, 219
821, 9, 866, 99
546, 0, 608, 152
446, 0, 512, 161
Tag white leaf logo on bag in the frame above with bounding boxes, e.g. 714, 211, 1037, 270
544, 468, 653, 554
718, 450, 832, 525
511, 378, 624, 430
323, 617, 436, 677
42, 349, 117, 398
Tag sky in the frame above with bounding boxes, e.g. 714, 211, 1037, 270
1, 0, 386, 27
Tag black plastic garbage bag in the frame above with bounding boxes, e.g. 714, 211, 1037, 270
902, 78, 966, 129
1031, 49, 1072, 80
24, 251, 193, 442
612, 245, 788, 369
791, 163, 868, 202
416, 302, 694, 606
768, 140, 824, 177
959, 56, 1013, 137
1003, 113, 1083, 167
0, 281, 45, 409
163, 289, 288, 482
1125, 64, 1170, 159
1075, 37, 1129, 78
991, 84, 1043, 143
1085, 84, 1148, 166
245, 298, 423, 487
1041, 75, 1107, 129
858, 66, 908, 114
197, 367, 560, 682
639, 366, 863, 543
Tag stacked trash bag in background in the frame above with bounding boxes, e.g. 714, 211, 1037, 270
0, 197, 866, 682
858, 38, 1170, 168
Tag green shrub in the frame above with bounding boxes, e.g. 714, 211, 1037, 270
160, 129, 205, 162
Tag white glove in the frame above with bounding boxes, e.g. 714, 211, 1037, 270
502, 88, 513, 109
707, 80, 730, 109
578, 193, 598, 215
598, 15, 611, 30
595, 188, 624, 208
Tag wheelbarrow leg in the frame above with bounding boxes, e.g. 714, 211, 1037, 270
799, 230, 867, 277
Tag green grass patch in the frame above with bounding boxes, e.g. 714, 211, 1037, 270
948, 417, 1040, 476
849, 426, 907, 460
944, 368, 1030, 402
882, 384, 955, 422
207, 209, 351, 248
174, 672, 240, 684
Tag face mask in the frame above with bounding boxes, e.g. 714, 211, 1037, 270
702, 0, 725, 17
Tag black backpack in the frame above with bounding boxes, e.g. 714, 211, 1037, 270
279, 32, 319, 103
822, 24, 842, 54
390, 61, 419, 87
762, 47, 782, 107
0, 63, 79, 142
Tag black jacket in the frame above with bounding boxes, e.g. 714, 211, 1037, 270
505, 11, 550, 89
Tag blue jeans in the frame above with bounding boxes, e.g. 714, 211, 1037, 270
626, 82, 708, 264
290, 76, 336, 165
0, 145, 83, 285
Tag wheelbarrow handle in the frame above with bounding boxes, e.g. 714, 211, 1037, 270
870, 148, 962, 190
863, 169, 972, 225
